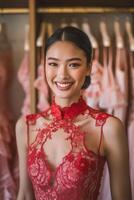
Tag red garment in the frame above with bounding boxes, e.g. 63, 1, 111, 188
26, 97, 110, 200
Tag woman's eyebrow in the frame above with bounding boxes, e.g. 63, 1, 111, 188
66, 58, 82, 62
47, 57, 82, 62
47, 57, 59, 61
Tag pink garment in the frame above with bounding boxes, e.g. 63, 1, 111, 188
98, 48, 128, 200
98, 163, 111, 200
0, 50, 17, 199
98, 47, 126, 200
114, 48, 128, 124
99, 47, 126, 114
128, 121, 134, 200
26, 97, 110, 200
128, 51, 134, 199
34, 58, 50, 111
97, 47, 112, 200
83, 48, 103, 109
0, 154, 16, 200
84, 59, 103, 109
0, 111, 17, 200
17, 51, 31, 115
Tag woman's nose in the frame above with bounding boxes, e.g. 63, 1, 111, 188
57, 64, 69, 79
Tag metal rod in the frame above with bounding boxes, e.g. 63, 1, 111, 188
0, 7, 134, 14
0, 8, 29, 14
38, 7, 134, 14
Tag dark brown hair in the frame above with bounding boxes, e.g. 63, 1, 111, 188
44, 26, 93, 89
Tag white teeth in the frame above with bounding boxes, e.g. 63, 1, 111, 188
56, 82, 72, 88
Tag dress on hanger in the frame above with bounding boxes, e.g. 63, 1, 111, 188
128, 51, 134, 199
114, 48, 128, 125
17, 51, 31, 116
99, 47, 125, 114
34, 57, 50, 112
97, 47, 112, 200
26, 96, 111, 200
84, 49, 103, 109
0, 40, 16, 199
98, 46, 125, 200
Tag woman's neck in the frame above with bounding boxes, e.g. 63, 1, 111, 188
54, 94, 81, 108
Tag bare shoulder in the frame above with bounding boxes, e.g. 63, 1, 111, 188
15, 116, 27, 148
16, 116, 27, 131
103, 115, 127, 155
104, 115, 124, 135
16, 116, 27, 137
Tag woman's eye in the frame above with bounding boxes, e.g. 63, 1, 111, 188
48, 62, 58, 67
69, 63, 80, 68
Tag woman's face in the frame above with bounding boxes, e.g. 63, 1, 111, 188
45, 41, 91, 101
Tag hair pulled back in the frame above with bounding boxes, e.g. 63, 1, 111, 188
44, 26, 93, 89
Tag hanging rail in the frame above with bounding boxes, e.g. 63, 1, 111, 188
0, 8, 29, 14
38, 7, 134, 13
0, 7, 134, 14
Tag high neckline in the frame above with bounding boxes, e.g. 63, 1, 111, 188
51, 96, 88, 120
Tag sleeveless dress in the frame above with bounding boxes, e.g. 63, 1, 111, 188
26, 97, 110, 200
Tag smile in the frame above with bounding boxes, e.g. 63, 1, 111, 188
55, 82, 73, 90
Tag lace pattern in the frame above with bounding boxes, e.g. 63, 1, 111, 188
26, 97, 110, 200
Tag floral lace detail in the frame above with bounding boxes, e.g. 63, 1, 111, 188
51, 96, 87, 120
88, 108, 111, 126
26, 97, 110, 200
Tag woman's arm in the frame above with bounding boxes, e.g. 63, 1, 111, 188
103, 116, 132, 200
16, 117, 35, 200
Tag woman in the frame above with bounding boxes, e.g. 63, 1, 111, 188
16, 26, 131, 200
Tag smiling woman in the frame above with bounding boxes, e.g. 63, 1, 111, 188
45, 40, 91, 105
16, 26, 132, 200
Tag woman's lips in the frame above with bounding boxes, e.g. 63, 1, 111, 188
55, 82, 73, 90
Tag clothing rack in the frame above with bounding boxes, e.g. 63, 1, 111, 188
0, 8, 28, 14
38, 7, 134, 14
0, 7, 134, 14
0, 1, 134, 114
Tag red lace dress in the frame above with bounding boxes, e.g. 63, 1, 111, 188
26, 97, 110, 200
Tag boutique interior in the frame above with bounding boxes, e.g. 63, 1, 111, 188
0, 0, 134, 199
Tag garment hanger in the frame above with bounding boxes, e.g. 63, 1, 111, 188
60, 18, 68, 28
0, 23, 7, 37
114, 20, 124, 49
24, 24, 29, 51
0, 21, 6, 34
82, 21, 98, 49
47, 23, 53, 37
0, 23, 3, 33
125, 20, 134, 51
36, 22, 46, 47
0, 23, 11, 51
70, 19, 79, 28
100, 21, 111, 47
